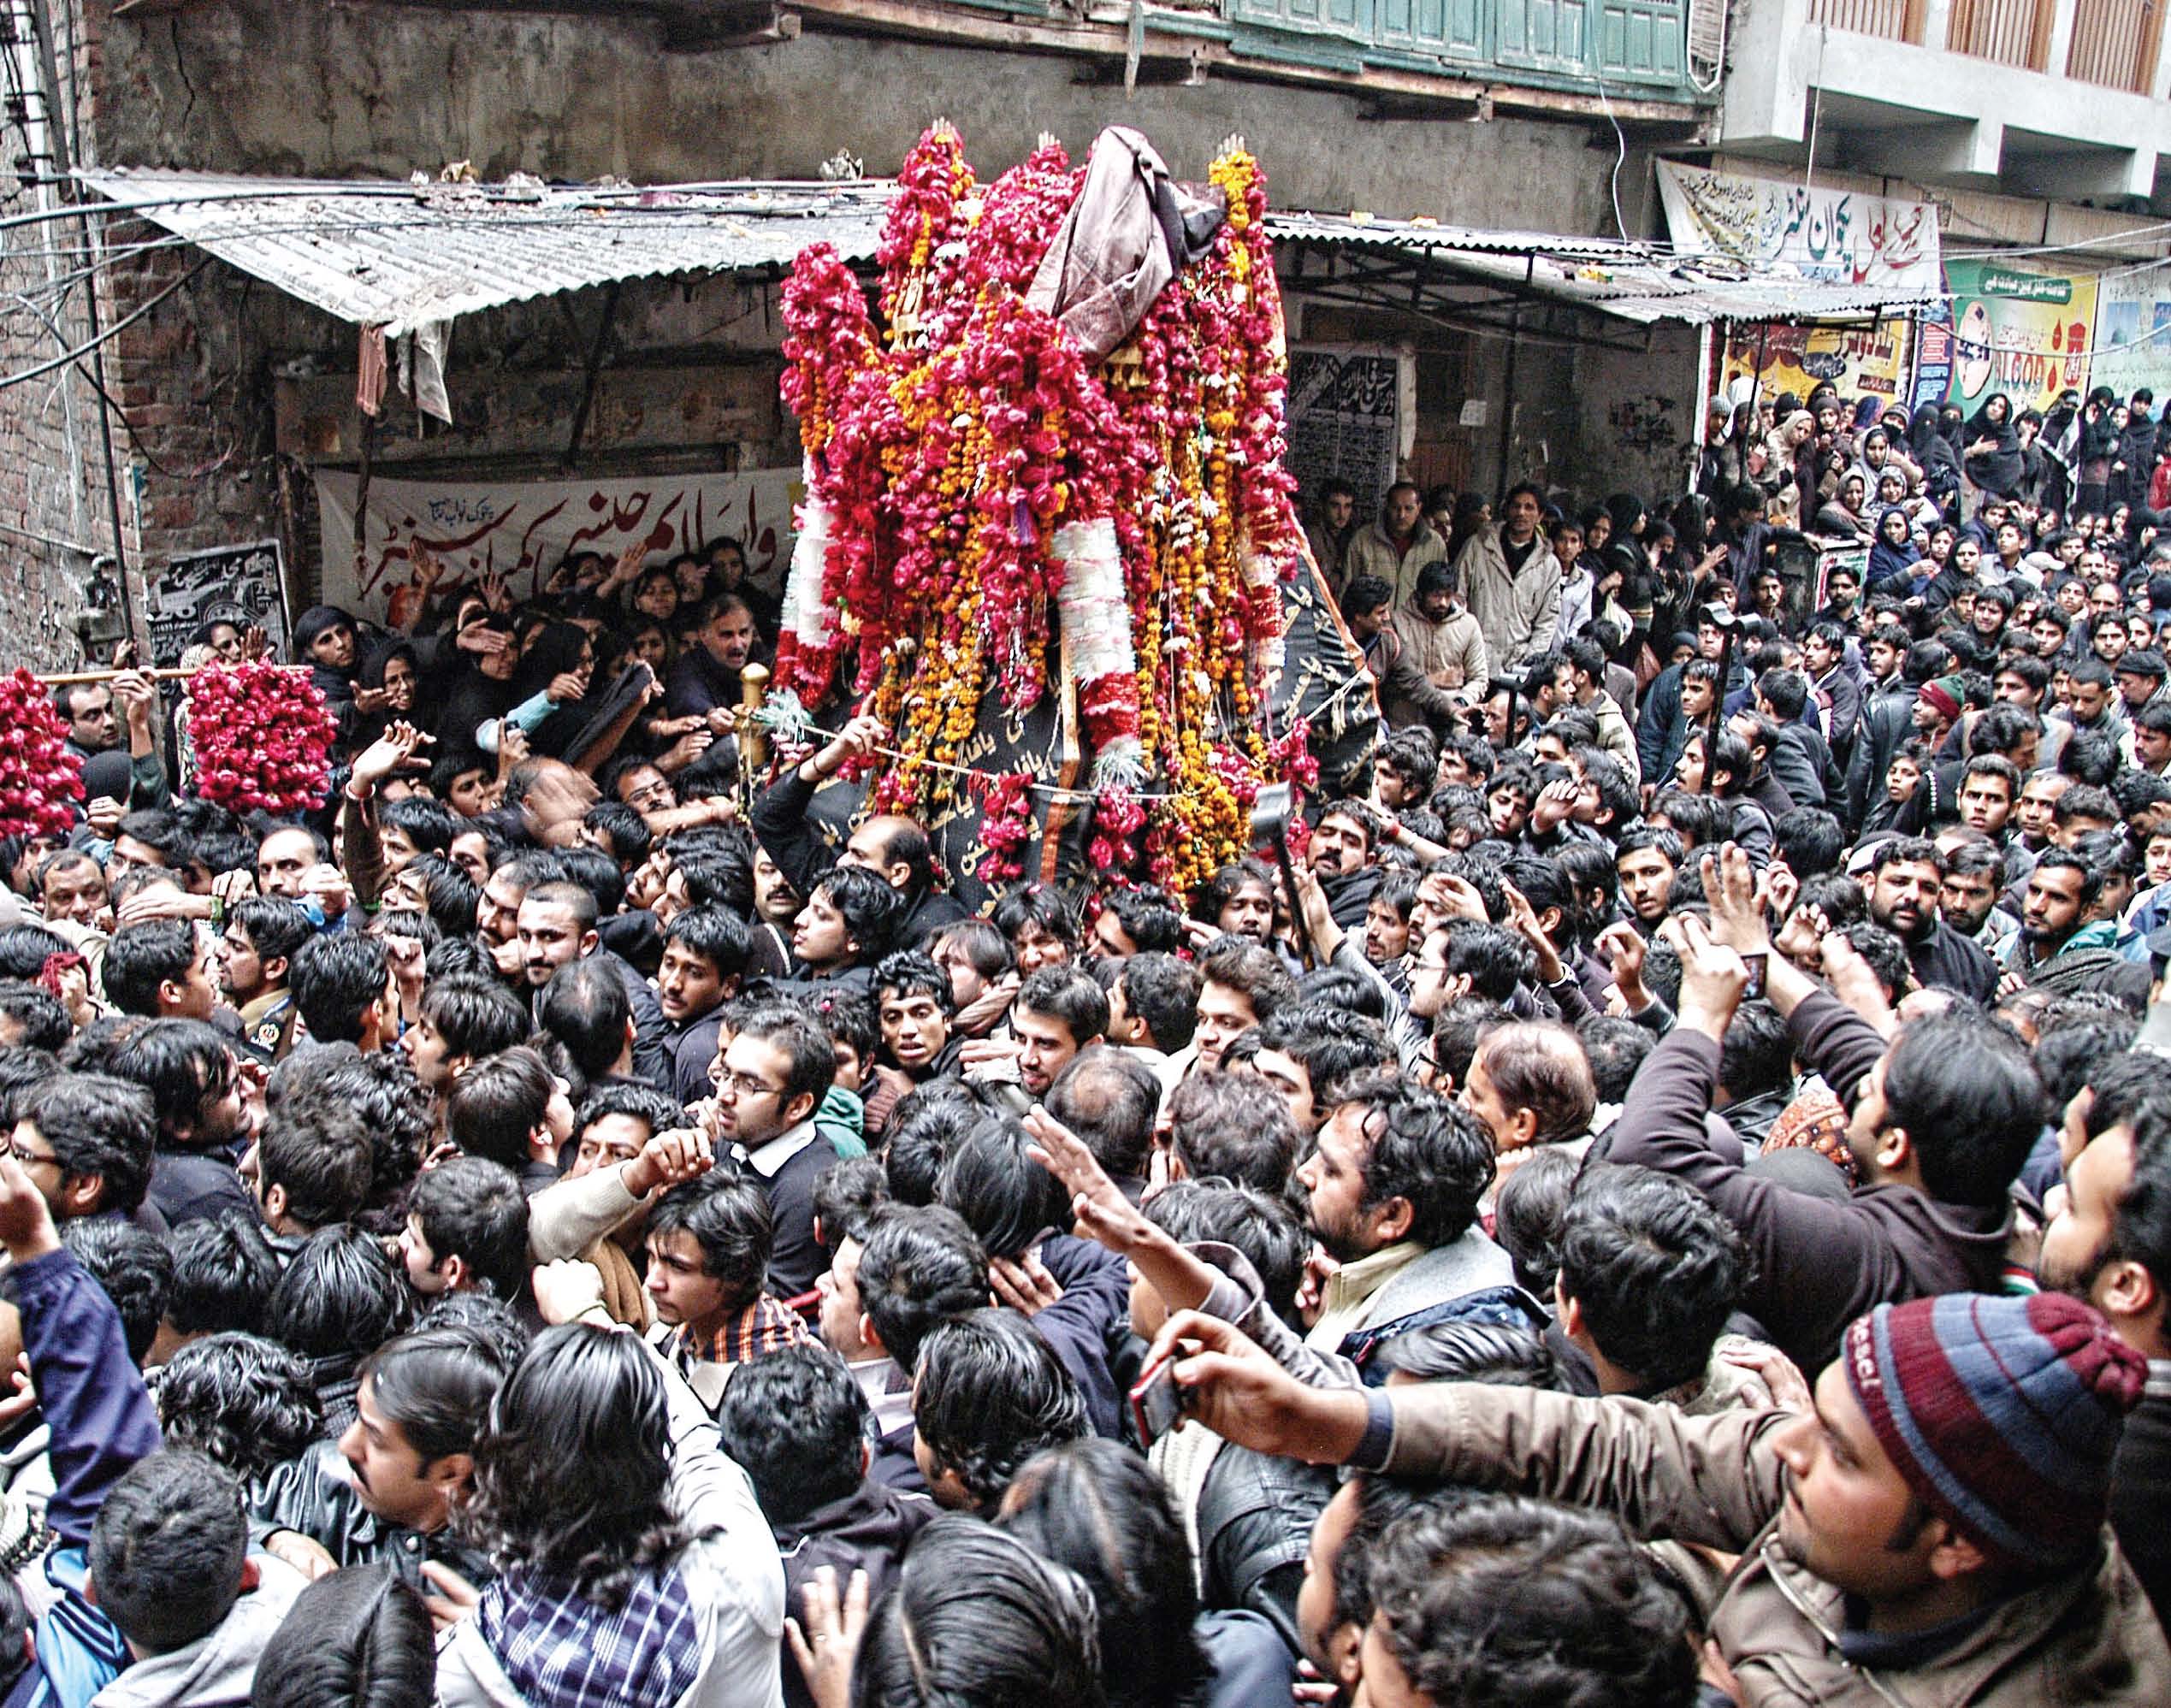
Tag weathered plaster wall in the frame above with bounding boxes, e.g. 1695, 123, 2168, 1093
101, 3, 1622, 233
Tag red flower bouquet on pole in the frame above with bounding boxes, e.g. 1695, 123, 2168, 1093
776, 123, 1313, 891
0, 670, 84, 839
186, 664, 338, 816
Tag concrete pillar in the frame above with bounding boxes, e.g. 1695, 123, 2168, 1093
2154, 7, 2171, 99
1719, 0, 1813, 147
2045, 0, 2078, 76
1919, 0, 1954, 50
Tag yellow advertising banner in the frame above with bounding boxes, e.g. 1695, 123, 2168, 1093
1719, 318, 1914, 408
1942, 257, 2097, 414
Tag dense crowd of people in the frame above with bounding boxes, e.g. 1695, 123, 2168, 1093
0, 376, 2168, 1707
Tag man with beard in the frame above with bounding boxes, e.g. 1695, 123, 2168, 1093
1865, 837, 1997, 1002
2038, 1093, 2171, 1622
475, 850, 565, 983
1289, 1072, 1508, 1355
1934, 835, 2018, 949
1307, 801, 1381, 929
2004, 850, 2110, 982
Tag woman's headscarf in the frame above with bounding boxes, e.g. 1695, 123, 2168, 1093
353, 640, 420, 746
1602, 492, 1647, 542
431, 613, 520, 758
292, 605, 356, 659
511, 622, 591, 702
290, 607, 362, 754
1963, 393, 2023, 496
507, 621, 596, 760
1867, 507, 1920, 588
358, 639, 417, 693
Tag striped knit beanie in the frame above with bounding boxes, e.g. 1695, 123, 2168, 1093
1916, 676, 1964, 725
1843, 1292, 2145, 1573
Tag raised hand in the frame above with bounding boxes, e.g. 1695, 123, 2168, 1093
1500, 881, 1563, 984
1530, 777, 1577, 835
624, 1126, 715, 1198
110, 669, 157, 734
1024, 1103, 1150, 1253
350, 721, 431, 794
0, 1152, 59, 1263
1668, 913, 1751, 1040
1699, 843, 1772, 956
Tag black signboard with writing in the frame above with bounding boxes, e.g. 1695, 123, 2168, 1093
145, 540, 292, 668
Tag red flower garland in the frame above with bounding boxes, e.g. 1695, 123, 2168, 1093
778, 127, 1309, 884
187, 664, 338, 815
0, 670, 84, 839
973, 770, 1034, 884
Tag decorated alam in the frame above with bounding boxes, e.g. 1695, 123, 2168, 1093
7, 104, 2171, 1708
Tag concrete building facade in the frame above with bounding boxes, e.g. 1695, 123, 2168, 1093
0, 0, 1717, 663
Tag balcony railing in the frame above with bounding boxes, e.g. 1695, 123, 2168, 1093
1945, 0, 2054, 68
1806, 0, 1919, 39
1223, 0, 1701, 92
2067, 0, 2162, 90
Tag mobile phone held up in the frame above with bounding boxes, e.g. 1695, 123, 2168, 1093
1741, 951, 1767, 1002
1129, 1354, 1185, 1446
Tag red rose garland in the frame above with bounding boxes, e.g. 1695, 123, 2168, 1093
973, 769, 1035, 884
187, 663, 338, 815
0, 670, 84, 839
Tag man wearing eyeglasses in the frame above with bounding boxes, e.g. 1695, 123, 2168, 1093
708, 1003, 837, 1297
10, 1072, 160, 1232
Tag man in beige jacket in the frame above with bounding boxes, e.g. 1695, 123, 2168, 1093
1345, 482, 1448, 608
1458, 482, 1561, 673
1387, 562, 1488, 724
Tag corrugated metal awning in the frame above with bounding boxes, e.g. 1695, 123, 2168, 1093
80, 168, 892, 338
1264, 210, 1942, 324
79, 168, 1934, 340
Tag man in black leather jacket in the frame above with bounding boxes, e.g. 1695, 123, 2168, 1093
254, 1318, 513, 1589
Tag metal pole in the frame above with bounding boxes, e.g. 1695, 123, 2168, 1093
562, 280, 624, 470
1493, 253, 1535, 493
27, 0, 135, 646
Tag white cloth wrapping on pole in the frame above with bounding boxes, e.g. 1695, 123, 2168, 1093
1053, 517, 1145, 789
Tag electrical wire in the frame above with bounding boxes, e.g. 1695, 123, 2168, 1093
0, 163, 2150, 275
1584, 68, 1631, 243
0, 256, 208, 393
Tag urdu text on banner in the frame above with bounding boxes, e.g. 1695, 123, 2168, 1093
315, 467, 803, 624
1655, 163, 1942, 293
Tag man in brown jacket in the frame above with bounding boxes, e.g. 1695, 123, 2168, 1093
1388, 563, 1488, 726
1155, 1288, 2171, 1708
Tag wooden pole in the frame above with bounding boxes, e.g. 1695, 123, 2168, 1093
34, 664, 308, 686
738, 662, 772, 775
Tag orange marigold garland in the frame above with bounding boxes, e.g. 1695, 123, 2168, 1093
778, 125, 1306, 886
